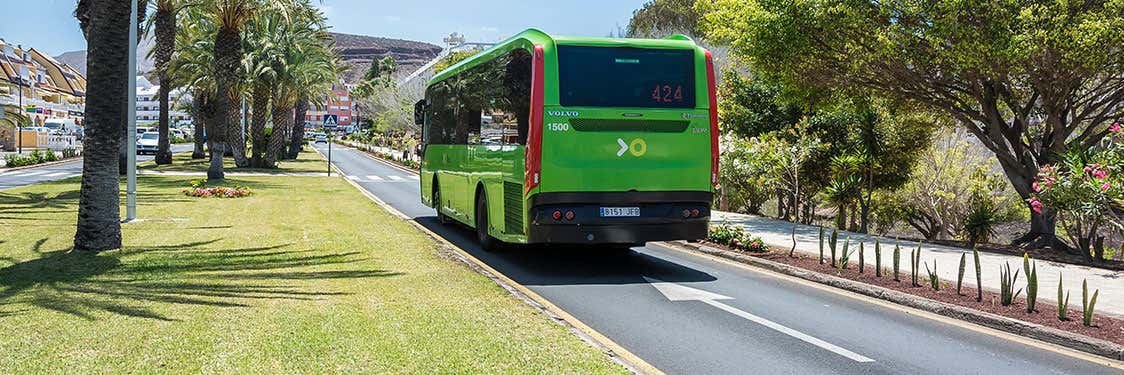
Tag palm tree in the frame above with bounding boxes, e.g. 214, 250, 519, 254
72, 0, 139, 251
260, 1, 336, 167
167, 6, 216, 159
204, 0, 257, 179
286, 94, 309, 159
147, 0, 183, 165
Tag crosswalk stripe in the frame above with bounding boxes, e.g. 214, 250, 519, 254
43, 172, 68, 177
366, 175, 384, 181
388, 175, 405, 181
408, 175, 420, 180
18, 171, 47, 176
347, 176, 360, 181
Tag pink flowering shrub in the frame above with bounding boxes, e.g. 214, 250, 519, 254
708, 222, 769, 253
1031, 122, 1123, 261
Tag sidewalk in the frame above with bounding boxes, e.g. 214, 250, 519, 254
714, 211, 1124, 318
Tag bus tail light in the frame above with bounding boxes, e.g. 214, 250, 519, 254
552, 210, 562, 220
525, 44, 546, 194
705, 50, 719, 189
564, 211, 575, 221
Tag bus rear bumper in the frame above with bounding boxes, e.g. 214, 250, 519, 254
526, 191, 712, 244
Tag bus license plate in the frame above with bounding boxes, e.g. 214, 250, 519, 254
600, 207, 640, 217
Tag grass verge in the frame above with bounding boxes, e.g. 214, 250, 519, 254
0, 175, 624, 373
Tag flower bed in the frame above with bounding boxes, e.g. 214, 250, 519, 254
182, 179, 252, 198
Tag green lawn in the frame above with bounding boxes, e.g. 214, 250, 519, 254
139, 148, 330, 174
0, 176, 623, 373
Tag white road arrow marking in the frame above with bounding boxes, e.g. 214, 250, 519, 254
617, 138, 628, 157
645, 277, 874, 363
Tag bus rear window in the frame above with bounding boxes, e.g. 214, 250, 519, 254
557, 46, 695, 109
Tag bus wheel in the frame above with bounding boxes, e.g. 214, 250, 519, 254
434, 182, 450, 225
476, 195, 499, 252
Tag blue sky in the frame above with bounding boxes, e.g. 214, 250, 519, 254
0, 0, 643, 55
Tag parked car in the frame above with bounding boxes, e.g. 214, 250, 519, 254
314, 134, 328, 144
136, 133, 159, 154
136, 127, 156, 139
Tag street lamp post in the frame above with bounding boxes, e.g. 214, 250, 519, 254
125, 0, 139, 221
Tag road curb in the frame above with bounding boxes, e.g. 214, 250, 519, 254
660, 241, 1124, 362
313, 144, 660, 374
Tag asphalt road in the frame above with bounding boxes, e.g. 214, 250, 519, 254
314, 142, 1123, 375
0, 144, 193, 190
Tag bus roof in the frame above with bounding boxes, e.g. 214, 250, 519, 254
426, 29, 701, 87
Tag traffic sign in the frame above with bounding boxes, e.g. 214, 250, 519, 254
323, 114, 338, 126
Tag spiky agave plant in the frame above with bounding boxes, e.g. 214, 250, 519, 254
925, 261, 939, 291
830, 229, 838, 267
1082, 279, 1099, 327
839, 237, 852, 270
973, 247, 982, 302
874, 240, 882, 278
1023, 254, 1038, 313
999, 262, 1022, 306
957, 253, 966, 296
892, 242, 901, 282
818, 226, 825, 264
1057, 273, 1069, 321
858, 242, 865, 273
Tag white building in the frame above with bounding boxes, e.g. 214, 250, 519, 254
136, 76, 193, 125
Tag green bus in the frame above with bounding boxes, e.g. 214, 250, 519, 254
415, 29, 718, 249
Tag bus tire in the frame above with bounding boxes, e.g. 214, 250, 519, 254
476, 194, 499, 252
433, 179, 451, 225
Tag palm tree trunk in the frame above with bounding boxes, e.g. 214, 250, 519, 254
153, 2, 175, 165
208, 25, 241, 180
190, 90, 208, 159
74, 0, 133, 252
287, 95, 309, 159
249, 84, 269, 167
264, 103, 292, 168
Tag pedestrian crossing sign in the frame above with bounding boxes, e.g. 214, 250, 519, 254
323, 114, 338, 126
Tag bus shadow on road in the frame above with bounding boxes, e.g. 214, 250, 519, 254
415, 216, 717, 287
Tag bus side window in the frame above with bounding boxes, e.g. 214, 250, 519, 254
503, 48, 532, 145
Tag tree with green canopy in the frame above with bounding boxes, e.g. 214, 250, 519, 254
699, 0, 1124, 248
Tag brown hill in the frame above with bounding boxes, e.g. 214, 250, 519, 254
329, 32, 442, 84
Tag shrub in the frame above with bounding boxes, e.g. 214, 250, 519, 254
1031, 128, 1124, 261
999, 262, 1022, 306
963, 194, 999, 245
42, 150, 58, 162
62, 148, 78, 158
707, 222, 767, 252
1082, 279, 1098, 327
